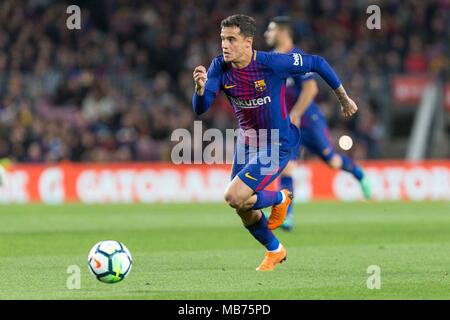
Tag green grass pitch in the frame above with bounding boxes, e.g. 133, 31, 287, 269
0, 201, 449, 299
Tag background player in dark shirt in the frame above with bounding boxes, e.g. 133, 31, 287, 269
265, 16, 373, 231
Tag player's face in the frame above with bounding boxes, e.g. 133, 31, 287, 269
221, 26, 252, 63
264, 22, 279, 47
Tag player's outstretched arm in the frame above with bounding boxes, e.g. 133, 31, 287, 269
295, 54, 357, 118
192, 60, 221, 115
293, 54, 357, 118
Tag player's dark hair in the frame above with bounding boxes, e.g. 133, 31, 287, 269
221, 14, 256, 38
270, 16, 294, 39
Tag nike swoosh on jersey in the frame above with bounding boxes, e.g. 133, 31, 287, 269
224, 84, 236, 89
244, 172, 258, 181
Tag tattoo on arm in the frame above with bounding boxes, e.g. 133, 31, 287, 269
334, 85, 348, 102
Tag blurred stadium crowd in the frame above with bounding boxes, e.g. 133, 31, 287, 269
0, 0, 448, 162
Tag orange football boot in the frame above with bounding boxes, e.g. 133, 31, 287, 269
268, 189, 293, 230
256, 245, 287, 271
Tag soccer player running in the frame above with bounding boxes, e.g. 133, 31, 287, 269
192, 15, 357, 271
264, 16, 372, 231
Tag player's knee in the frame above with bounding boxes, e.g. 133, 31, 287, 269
224, 190, 242, 209
327, 155, 342, 169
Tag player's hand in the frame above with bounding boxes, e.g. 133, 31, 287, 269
340, 96, 358, 118
193, 65, 207, 96
289, 110, 302, 128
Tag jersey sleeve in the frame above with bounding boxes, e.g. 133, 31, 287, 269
264, 52, 341, 90
290, 49, 315, 82
192, 58, 222, 115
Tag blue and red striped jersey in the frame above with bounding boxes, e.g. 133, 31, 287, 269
193, 49, 341, 148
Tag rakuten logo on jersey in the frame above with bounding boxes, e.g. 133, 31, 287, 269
228, 95, 271, 108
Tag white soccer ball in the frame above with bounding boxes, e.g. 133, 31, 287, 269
88, 240, 132, 283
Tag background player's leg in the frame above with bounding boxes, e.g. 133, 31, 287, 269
280, 161, 295, 231
304, 120, 372, 199
328, 154, 362, 180
327, 154, 372, 199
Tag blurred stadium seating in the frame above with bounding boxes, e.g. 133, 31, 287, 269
0, 0, 448, 164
